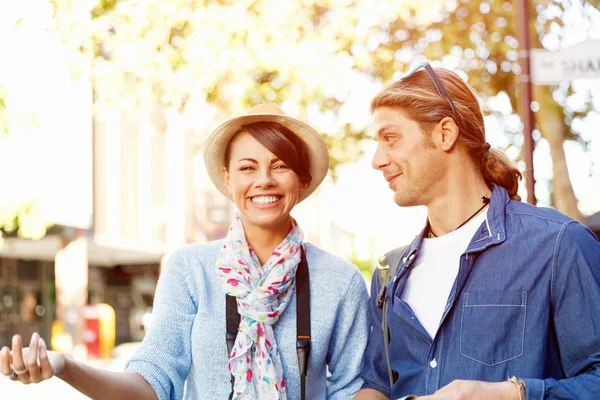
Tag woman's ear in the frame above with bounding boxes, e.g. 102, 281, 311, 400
222, 166, 231, 193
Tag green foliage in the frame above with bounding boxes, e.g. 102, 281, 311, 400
0, 200, 53, 243
91, 0, 119, 19
349, 0, 597, 218
0, 86, 52, 244
357, 0, 598, 140
86, 0, 371, 177
82, 0, 599, 189
0, 85, 7, 138
348, 254, 376, 282
1, 0, 597, 244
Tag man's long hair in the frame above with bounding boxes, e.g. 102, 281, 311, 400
371, 67, 522, 200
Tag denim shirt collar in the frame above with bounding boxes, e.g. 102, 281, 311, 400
404, 184, 509, 262
464, 183, 508, 253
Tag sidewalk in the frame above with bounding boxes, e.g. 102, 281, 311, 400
1, 377, 92, 399
0, 343, 140, 399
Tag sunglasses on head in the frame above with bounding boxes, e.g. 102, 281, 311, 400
402, 62, 457, 115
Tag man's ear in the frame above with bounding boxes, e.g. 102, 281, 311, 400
222, 166, 232, 193
434, 117, 459, 152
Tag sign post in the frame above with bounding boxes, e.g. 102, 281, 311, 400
515, 0, 537, 205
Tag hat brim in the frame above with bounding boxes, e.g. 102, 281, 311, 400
203, 113, 330, 204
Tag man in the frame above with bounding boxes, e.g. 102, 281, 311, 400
355, 62, 600, 400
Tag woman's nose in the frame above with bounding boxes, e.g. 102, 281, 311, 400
255, 169, 276, 188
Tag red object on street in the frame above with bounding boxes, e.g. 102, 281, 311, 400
82, 305, 100, 359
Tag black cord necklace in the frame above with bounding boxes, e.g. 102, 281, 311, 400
428, 195, 490, 238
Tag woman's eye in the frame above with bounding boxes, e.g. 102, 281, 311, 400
240, 166, 254, 171
273, 164, 288, 170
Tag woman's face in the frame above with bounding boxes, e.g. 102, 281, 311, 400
222, 131, 304, 233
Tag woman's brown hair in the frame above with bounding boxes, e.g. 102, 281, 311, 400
371, 67, 522, 200
224, 121, 312, 185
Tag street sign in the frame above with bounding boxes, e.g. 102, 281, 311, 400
530, 39, 600, 84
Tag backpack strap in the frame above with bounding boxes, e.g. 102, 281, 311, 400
225, 247, 310, 400
375, 245, 410, 390
376, 246, 409, 309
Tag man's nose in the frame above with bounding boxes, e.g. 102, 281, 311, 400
372, 144, 390, 170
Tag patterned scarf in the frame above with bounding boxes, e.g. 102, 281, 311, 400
217, 214, 304, 400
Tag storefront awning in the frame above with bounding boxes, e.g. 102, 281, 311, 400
0, 234, 164, 267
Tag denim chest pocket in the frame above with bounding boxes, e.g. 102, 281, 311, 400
460, 291, 527, 366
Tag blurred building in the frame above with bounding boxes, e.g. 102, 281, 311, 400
0, 78, 236, 351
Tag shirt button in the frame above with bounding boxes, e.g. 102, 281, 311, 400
430, 359, 438, 368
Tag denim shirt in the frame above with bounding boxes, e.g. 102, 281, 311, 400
361, 185, 600, 399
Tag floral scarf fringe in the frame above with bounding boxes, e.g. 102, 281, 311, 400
217, 214, 304, 399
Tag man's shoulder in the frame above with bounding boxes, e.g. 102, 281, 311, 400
383, 244, 412, 260
378, 244, 412, 273
371, 242, 413, 286
504, 200, 599, 246
505, 199, 575, 227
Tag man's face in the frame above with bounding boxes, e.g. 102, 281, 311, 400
371, 107, 444, 207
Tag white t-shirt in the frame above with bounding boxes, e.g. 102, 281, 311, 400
400, 209, 489, 339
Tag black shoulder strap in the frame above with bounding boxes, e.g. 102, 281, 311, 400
225, 248, 310, 400
225, 294, 240, 400
296, 247, 310, 400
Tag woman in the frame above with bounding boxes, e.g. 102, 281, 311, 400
1, 104, 369, 399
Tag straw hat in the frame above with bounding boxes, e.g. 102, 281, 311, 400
203, 104, 329, 203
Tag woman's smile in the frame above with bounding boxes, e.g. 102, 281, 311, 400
249, 195, 283, 206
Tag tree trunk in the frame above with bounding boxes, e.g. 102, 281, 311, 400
533, 86, 583, 222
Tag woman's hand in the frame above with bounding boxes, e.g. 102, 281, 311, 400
1, 332, 66, 384
2, 332, 157, 400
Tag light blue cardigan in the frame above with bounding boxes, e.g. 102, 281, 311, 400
125, 240, 369, 399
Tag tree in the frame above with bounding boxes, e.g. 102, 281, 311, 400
348, 0, 600, 220
0, 0, 86, 243
2, 0, 597, 245
0, 85, 53, 242
84, 0, 378, 176
87, 0, 599, 219
1, 0, 379, 243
